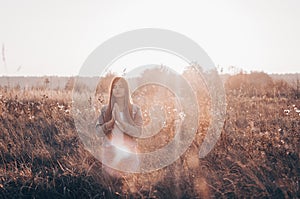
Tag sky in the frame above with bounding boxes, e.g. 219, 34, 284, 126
0, 0, 299, 76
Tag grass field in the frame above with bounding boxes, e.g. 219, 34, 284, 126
0, 72, 299, 198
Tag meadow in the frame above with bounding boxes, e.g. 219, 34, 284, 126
0, 72, 299, 198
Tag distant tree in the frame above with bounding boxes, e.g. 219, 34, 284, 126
65, 77, 75, 91
44, 78, 50, 89
73, 80, 90, 93
95, 73, 115, 94
225, 72, 274, 97
273, 80, 292, 98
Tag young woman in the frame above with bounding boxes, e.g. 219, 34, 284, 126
96, 77, 143, 169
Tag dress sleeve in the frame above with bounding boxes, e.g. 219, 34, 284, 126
123, 105, 143, 137
95, 106, 110, 136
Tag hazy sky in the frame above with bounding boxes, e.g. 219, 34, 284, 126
0, 0, 299, 76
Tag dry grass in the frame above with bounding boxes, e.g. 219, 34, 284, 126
0, 74, 299, 198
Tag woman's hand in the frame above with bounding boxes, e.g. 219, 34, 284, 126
113, 103, 121, 122
112, 103, 128, 131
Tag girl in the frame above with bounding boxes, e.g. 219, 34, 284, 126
96, 77, 143, 170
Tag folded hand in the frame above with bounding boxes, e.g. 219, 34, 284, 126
113, 103, 121, 122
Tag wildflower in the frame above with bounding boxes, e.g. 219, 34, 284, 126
283, 109, 290, 115
179, 111, 186, 120
58, 104, 64, 110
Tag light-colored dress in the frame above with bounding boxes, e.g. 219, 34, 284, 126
96, 105, 142, 171
109, 112, 139, 168
110, 112, 126, 149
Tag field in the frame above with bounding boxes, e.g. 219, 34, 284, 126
0, 72, 299, 198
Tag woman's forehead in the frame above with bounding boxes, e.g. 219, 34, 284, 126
114, 80, 124, 86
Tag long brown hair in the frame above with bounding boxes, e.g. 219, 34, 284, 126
104, 77, 135, 125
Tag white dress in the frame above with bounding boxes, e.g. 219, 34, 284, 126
110, 112, 128, 150
107, 112, 139, 170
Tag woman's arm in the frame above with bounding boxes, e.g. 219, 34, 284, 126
96, 106, 115, 136
114, 105, 143, 137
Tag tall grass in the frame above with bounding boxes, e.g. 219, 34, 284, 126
0, 73, 299, 198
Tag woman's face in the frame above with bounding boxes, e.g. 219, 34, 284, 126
112, 80, 125, 98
